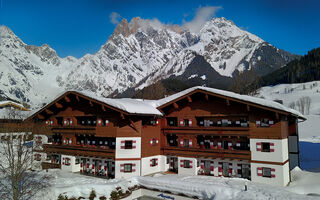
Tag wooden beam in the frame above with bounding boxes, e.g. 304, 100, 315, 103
55, 102, 63, 108
89, 101, 93, 107
173, 103, 179, 109
247, 105, 250, 111
76, 95, 80, 102
276, 112, 279, 120
64, 96, 71, 102
205, 94, 209, 101
44, 109, 53, 115
102, 105, 106, 112
187, 96, 192, 103
38, 114, 45, 119
129, 119, 138, 131
226, 99, 230, 106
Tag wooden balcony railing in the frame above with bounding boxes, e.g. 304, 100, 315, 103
162, 146, 251, 160
43, 144, 115, 158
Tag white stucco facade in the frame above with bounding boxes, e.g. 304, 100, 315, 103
61, 155, 80, 172
115, 137, 141, 159
115, 160, 140, 179
250, 138, 288, 162
251, 162, 290, 186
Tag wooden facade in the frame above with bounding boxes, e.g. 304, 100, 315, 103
27, 87, 304, 185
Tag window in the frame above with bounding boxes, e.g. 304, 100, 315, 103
167, 117, 177, 126
151, 138, 157, 146
151, 159, 157, 167
75, 158, 80, 165
125, 141, 133, 149
262, 142, 270, 152
262, 167, 271, 178
184, 139, 189, 148
184, 119, 189, 127
184, 160, 190, 168
260, 118, 270, 127
124, 164, 132, 172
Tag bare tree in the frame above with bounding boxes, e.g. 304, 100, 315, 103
295, 96, 312, 115
0, 109, 50, 200
288, 102, 296, 109
304, 96, 312, 115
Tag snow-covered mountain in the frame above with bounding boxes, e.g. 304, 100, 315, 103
0, 17, 298, 108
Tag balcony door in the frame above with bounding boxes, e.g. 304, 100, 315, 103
241, 164, 250, 179
204, 160, 211, 175
222, 162, 229, 177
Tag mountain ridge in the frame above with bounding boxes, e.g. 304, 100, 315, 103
0, 17, 299, 108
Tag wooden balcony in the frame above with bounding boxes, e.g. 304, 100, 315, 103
162, 146, 251, 160
43, 144, 115, 159
162, 125, 249, 136
51, 125, 96, 134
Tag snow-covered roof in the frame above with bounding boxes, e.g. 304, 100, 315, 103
152, 86, 305, 119
0, 100, 29, 110
75, 91, 162, 116
27, 86, 305, 120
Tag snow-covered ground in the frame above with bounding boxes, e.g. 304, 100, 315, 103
33, 168, 320, 200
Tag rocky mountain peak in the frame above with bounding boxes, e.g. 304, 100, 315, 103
112, 18, 130, 37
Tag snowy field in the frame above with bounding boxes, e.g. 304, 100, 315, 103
32, 168, 320, 200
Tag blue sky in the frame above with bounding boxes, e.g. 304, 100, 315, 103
0, 0, 319, 58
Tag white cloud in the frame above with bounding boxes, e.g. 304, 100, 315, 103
110, 12, 121, 25
183, 6, 221, 33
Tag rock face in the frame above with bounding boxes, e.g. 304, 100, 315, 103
0, 17, 298, 108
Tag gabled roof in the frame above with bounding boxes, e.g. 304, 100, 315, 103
152, 86, 305, 120
26, 86, 305, 121
26, 90, 162, 120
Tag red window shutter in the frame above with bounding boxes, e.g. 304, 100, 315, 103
210, 161, 214, 171
271, 168, 276, 178
132, 163, 136, 172
201, 161, 205, 169
150, 159, 153, 167
257, 167, 263, 176
150, 139, 153, 146
120, 164, 124, 172
188, 119, 192, 126
189, 140, 193, 147
156, 119, 159, 126
228, 163, 233, 175
97, 118, 102, 126
179, 119, 184, 126
237, 164, 242, 175
180, 160, 184, 167
228, 142, 232, 150
270, 143, 275, 152
105, 120, 109, 126
256, 142, 262, 151
210, 142, 214, 149
189, 160, 193, 168
156, 158, 158, 165
120, 141, 125, 149
217, 142, 222, 150
180, 139, 184, 147
218, 162, 223, 176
